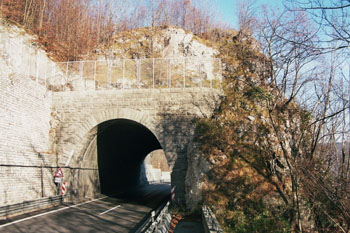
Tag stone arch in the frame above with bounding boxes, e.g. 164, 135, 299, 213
64, 108, 168, 199
67, 108, 164, 168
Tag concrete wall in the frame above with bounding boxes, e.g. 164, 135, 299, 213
52, 88, 222, 204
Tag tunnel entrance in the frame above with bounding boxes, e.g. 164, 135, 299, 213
142, 150, 171, 184
97, 119, 162, 195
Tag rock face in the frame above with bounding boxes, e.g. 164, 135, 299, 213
185, 141, 212, 210
0, 19, 63, 86
160, 27, 217, 58
103, 26, 217, 59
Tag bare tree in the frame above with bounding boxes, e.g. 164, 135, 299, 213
237, 0, 257, 35
251, 4, 350, 230
285, 0, 350, 53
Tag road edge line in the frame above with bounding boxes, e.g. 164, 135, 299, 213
0, 196, 108, 228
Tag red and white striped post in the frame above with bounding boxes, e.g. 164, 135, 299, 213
171, 185, 176, 201
61, 182, 67, 195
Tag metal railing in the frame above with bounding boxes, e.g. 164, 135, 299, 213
135, 200, 171, 233
48, 58, 222, 91
0, 195, 66, 219
202, 205, 224, 233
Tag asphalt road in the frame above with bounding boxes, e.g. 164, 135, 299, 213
0, 184, 170, 233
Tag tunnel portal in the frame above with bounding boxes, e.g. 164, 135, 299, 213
97, 119, 162, 195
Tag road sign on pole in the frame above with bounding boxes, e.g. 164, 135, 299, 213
54, 177, 63, 183
54, 168, 64, 178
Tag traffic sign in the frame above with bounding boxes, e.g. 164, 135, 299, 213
54, 168, 64, 177
54, 177, 63, 183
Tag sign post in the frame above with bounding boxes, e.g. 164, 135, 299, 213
54, 168, 64, 195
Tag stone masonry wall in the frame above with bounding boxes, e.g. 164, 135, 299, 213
52, 88, 222, 204
0, 19, 65, 207
0, 74, 56, 206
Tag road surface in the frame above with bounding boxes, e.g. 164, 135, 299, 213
0, 184, 170, 233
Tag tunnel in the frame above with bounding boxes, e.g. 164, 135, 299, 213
97, 119, 162, 195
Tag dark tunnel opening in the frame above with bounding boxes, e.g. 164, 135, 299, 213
97, 119, 162, 195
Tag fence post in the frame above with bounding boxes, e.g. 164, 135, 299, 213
198, 61, 202, 88
122, 59, 125, 89
107, 60, 111, 89
83, 61, 87, 89
19, 40, 23, 75
209, 58, 212, 88
36, 52, 39, 86
167, 59, 170, 88
152, 58, 155, 89
169, 59, 171, 88
138, 59, 141, 89
44, 62, 47, 88
65, 62, 68, 88
219, 59, 222, 89
79, 61, 83, 81
94, 61, 96, 90
183, 58, 186, 88
50, 63, 55, 89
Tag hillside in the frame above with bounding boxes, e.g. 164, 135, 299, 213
185, 32, 315, 232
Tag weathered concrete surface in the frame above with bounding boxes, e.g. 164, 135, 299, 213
52, 88, 222, 204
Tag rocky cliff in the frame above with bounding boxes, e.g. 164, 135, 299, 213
98, 26, 217, 59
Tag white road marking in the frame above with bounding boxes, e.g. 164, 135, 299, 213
0, 196, 109, 228
99, 205, 121, 215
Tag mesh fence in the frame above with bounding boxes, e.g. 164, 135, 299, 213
5, 54, 222, 91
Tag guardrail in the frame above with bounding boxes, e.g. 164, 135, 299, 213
148, 180, 171, 184
135, 200, 171, 233
0, 195, 66, 219
202, 205, 224, 233
47, 58, 222, 91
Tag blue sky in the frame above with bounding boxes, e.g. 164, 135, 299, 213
215, 0, 284, 29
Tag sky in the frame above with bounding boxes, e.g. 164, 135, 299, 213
215, 0, 284, 29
